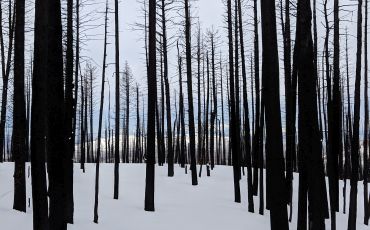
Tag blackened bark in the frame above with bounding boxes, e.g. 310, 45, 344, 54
12, 0, 26, 213
31, 0, 49, 228
280, 0, 293, 215
197, 27, 202, 171
364, 0, 369, 225
348, 0, 363, 229
328, 0, 341, 227
296, 0, 328, 229
47, 0, 67, 228
144, 0, 156, 212
227, 0, 241, 203
260, 0, 289, 228
94, 1, 108, 223
184, 0, 198, 185
237, 0, 253, 213
252, 0, 260, 196
64, 0, 74, 223
114, 0, 120, 200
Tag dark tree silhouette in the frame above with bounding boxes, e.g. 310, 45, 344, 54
184, 0, 198, 186
144, 0, 156, 212
31, 0, 49, 227
47, 0, 67, 228
114, 0, 120, 200
364, 0, 369, 225
260, 0, 289, 228
94, 0, 108, 223
227, 0, 241, 203
296, 0, 328, 229
64, 0, 75, 223
348, 0, 363, 229
12, 0, 26, 213
237, 0, 253, 213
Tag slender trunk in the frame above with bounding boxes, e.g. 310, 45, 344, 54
144, 0, 156, 212
64, 0, 75, 222
348, 0, 363, 228
94, 2, 108, 223
364, 0, 370, 225
184, 0, 198, 185
227, 0, 241, 203
13, 0, 26, 213
252, 0, 260, 196
113, 0, 120, 200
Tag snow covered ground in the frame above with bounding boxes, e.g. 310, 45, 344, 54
0, 163, 368, 230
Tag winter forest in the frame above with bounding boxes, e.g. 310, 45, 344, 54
0, 0, 370, 229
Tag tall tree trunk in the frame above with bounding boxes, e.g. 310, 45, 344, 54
237, 0, 253, 212
327, 0, 341, 228
197, 26, 202, 171
234, 0, 242, 178
72, 0, 80, 169
252, 0, 260, 196
144, 0, 156, 212
30, 0, 49, 228
210, 33, 216, 170
80, 71, 86, 171
89, 69, 94, 162
113, 0, 120, 200
47, 0, 67, 228
227, 0, 241, 203
280, 0, 293, 217
64, 0, 75, 223
184, 0, 198, 185
296, 0, 328, 229
364, 0, 370, 225
12, 0, 26, 213
125, 64, 130, 164
348, 0, 363, 228
260, 0, 289, 228
94, 1, 108, 223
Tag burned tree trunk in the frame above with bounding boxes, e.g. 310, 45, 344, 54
94, 1, 108, 223
348, 0, 363, 229
227, 0, 241, 203
114, 0, 120, 200
47, 0, 67, 228
260, 0, 289, 228
64, 0, 75, 222
30, 0, 49, 228
144, 0, 156, 212
296, 0, 329, 229
12, 0, 26, 213
184, 0, 198, 185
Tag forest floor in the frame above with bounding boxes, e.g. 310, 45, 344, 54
0, 163, 369, 230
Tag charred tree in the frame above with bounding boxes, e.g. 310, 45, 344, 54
12, 0, 26, 213
47, 0, 67, 228
30, 0, 49, 227
260, 0, 289, 228
94, 1, 108, 223
64, 0, 75, 222
144, 0, 156, 212
184, 0, 198, 185
227, 0, 241, 203
348, 0, 363, 229
296, 0, 329, 229
114, 0, 120, 200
